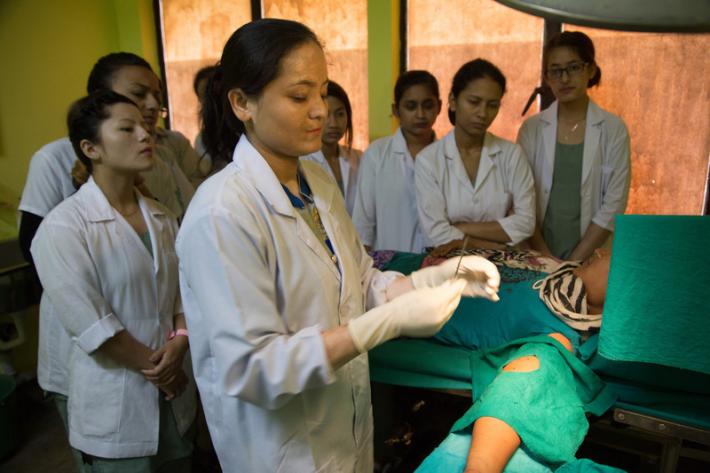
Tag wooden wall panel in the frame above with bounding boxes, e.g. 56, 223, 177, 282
568, 27, 710, 215
160, 0, 251, 143
263, 0, 369, 151
408, 0, 544, 142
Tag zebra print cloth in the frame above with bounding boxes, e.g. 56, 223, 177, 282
532, 262, 601, 331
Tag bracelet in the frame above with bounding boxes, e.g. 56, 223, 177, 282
168, 328, 189, 340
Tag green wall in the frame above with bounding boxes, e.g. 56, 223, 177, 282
0, 0, 398, 203
0, 0, 158, 204
367, 0, 400, 142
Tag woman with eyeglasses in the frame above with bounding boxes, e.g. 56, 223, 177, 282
517, 31, 631, 261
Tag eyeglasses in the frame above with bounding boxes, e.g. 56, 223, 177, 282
545, 62, 588, 80
159, 107, 169, 119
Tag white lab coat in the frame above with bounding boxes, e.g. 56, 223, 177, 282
352, 128, 429, 252
20, 136, 195, 398
19, 137, 77, 218
31, 178, 196, 458
517, 100, 631, 235
176, 135, 398, 473
300, 146, 362, 215
415, 130, 536, 246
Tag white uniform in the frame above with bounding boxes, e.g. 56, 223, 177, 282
176, 136, 398, 473
19, 137, 77, 218
352, 128, 429, 252
516, 99, 630, 234
300, 147, 362, 215
20, 135, 195, 398
415, 130, 536, 246
30, 178, 196, 458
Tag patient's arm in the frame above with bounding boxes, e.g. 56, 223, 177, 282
463, 333, 574, 473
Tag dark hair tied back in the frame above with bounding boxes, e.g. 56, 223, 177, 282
393, 70, 440, 108
543, 31, 601, 88
201, 19, 320, 163
67, 90, 137, 176
326, 81, 354, 150
448, 58, 506, 126
86, 52, 153, 94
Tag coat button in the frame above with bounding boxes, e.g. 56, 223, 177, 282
331, 255, 338, 263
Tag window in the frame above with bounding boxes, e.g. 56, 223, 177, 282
407, 0, 544, 142
158, 0, 252, 144
562, 26, 710, 215
263, 0, 369, 151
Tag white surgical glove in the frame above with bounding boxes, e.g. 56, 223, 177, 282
348, 279, 467, 353
410, 255, 500, 301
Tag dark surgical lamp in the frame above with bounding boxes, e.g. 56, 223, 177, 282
495, 0, 710, 33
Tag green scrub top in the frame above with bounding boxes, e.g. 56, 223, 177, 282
543, 142, 584, 259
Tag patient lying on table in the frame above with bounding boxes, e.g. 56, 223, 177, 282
436, 249, 613, 473
374, 248, 621, 473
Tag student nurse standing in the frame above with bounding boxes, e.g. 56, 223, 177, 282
31, 91, 196, 471
517, 32, 631, 260
301, 80, 362, 214
415, 59, 536, 252
352, 71, 442, 252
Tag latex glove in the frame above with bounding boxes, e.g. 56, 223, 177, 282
410, 255, 500, 301
348, 279, 467, 353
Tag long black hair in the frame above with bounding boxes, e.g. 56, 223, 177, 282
201, 19, 320, 163
87, 52, 153, 94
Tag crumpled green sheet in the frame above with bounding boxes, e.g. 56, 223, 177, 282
415, 336, 618, 472
453, 337, 614, 465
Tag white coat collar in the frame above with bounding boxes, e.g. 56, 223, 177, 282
81, 176, 164, 223
443, 130, 501, 190
231, 135, 336, 219
540, 99, 605, 127
391, 127, 418, 163
442, 130, 502, 160
231, 135, 297, 218
540, 99, 606, 185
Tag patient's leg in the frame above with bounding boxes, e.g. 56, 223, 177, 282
463, 333, 574, 473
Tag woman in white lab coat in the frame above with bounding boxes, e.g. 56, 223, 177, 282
301, 80, 362, 214
517, 31, 630, 260
352, 70, 442, 252
31, 91, 196, 471
415, 59, 536, 254
177, 19, 500, 473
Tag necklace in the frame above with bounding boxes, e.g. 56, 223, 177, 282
117, 206, 140, 218
559, 117, 586, 142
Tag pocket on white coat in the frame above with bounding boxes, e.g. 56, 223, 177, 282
70, 361, 124, 436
